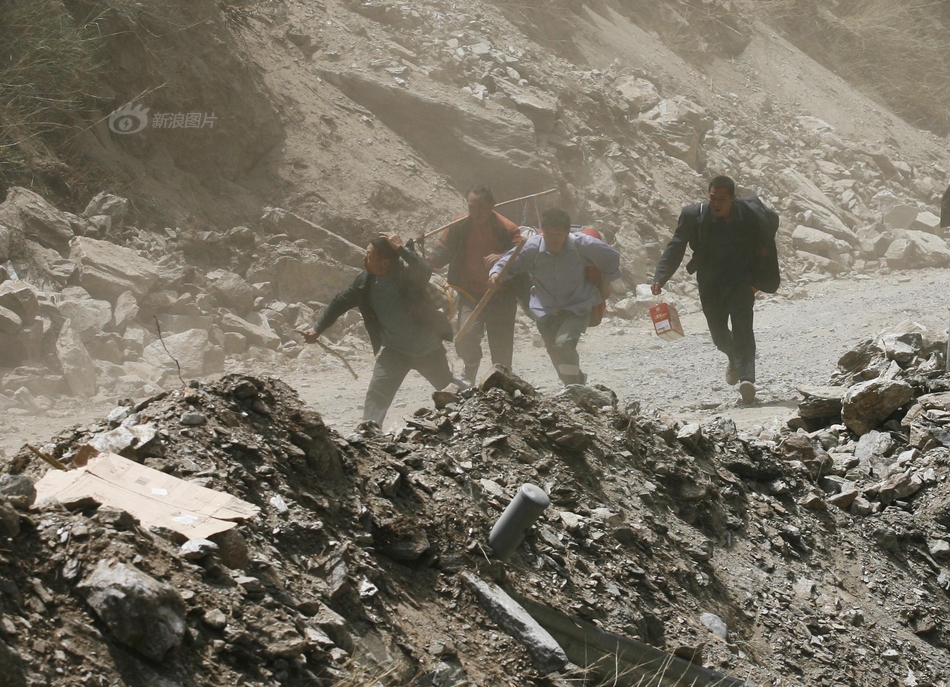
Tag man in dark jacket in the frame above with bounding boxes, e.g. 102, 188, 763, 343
426, 186, 522, 384
651, 176, 772, 404
305, 233, 458, 427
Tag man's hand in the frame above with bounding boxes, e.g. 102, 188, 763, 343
651, 282, 663, 296
303, 329, 320, 344
382, 232, 404, 251
483, 253, 504, 269
487, 273, 501, 288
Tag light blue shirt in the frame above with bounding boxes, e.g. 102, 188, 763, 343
490, 232, 621, 321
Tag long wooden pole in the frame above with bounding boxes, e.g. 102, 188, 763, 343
422, 188, 557, 240
454, 239, 527, 343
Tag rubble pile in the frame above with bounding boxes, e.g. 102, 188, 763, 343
1, 363, 950, 686
785, 323, 950, 520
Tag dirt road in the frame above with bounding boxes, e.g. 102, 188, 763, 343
291, 268, 950, 433
4, 268, 948, 458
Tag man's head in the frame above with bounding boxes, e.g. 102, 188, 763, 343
466, 185, 495, 224
708, 175, 736, 219
541, 207, 571, 254
364, 237, 398, 275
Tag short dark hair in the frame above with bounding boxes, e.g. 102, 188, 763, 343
370, 237, 399, 263
541, 207, 571, 230
708, 175, 736, 196
465, 185, 495, 206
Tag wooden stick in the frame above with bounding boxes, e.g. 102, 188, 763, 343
455, 239, 527, 343
422, 188, 558, 240
27, 444, 70, 471
313, 338, 359, 380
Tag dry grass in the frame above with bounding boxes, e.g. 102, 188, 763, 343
754, 0, 950, 135
0, 0, 106, 193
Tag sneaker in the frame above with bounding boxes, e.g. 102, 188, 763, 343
738, 380, 756, 403
725, 361, 739, 386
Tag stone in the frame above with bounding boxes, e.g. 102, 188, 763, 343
203, 608, 228, 630
479, 367, 537, 396
676, 423, 703, 450
207, 270, 257, 312
0, 639, 26, 687
180, 539, 219, 560
432, 389, 461, 409
208, 529, 249, 569
0, 283, 40, 324
143, 328, 217, 378
220, 313, 281, 350
873, 472, 923, 505
556, 384, 615, 412
83, 192, 129, 223
55, 318, 98, 397
58, 294, 113, 342
223, 331, 247, 355
0, 474, 36, 507
792, 225, 852, 258
461, 572, 568, 674
797, 386, 847, 419
0, 187, 74, 252
884, 205, 918, 230
0, 499, 21, 538
0, 305, 21, 335
113, 290, 139, 331
638, 97, 712, 171
842, 379, 915, 436
699, 612, 728, 640
496, 81, 558, 132
911, 211, 941, 234
77, 560, 186, 661
614, 76, 660, 113
828, 488, 859, 510
884, 239, 916, 269
903, 230, 950, 268
929, 540, 950, 559
69, 237, 160, 303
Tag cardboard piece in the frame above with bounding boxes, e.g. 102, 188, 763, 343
35, 452, 260, 539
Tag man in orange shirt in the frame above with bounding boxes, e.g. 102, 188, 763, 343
427, 186, 522, 384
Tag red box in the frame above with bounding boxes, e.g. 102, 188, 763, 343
649, 302, 685, 341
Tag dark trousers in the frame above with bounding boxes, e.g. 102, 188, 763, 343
699, 283, 756, 383
454, 290, 517, 381
364, 345, 456, 426
536, 310, 588, 385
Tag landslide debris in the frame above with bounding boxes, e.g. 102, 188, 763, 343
3, 353, 950, 686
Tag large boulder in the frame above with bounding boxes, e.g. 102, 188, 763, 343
842, 379, 915, 436
207, 270, 257, 312
903, 230, 950, 267
613, 76, 661, 114
792, 225, 851, 257
318, 70, 554, 197
220, 313, 281, 350
55, 318, 98, 397
0, 282, 40, 324
0, 187, 74, 253
77, 560, 186, 662
69, 236, 160, 304
58, 292, 113, 342
143, 328, 223, 378
638, 97, 713, 171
